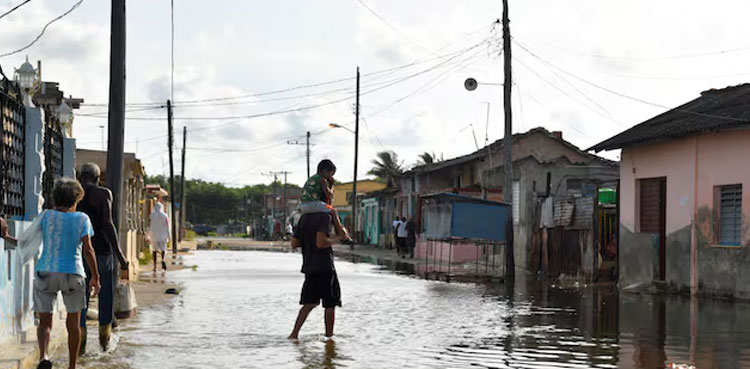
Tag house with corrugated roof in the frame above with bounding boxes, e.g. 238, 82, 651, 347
401, 127, 619, 278
591, 83, 750, 297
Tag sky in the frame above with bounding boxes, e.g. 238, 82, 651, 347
1, 0, 750, 188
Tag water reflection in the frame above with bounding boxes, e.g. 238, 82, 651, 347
65, 251, 750, 369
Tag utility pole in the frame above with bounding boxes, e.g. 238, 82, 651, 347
167, 100, 178, 254
287, 131, 312, 178
180, 126, 187, 241
105, 0, 126, 232
502, 0, 515, 278
352, 67, 360, 246
263, 171, 291, 239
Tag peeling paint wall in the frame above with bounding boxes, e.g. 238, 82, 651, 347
0, 221, 35, 343
619, 130, 750, 296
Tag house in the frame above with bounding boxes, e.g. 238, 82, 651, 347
591, 84, 750, 297
402, 127, 619, 278
76, 149, 146, 280
332, 180, 387, 236
359, 187, 399, 247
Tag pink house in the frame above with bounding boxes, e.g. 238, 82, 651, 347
592, 84, 750, 298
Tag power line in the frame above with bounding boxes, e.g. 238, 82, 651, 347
0, 0, 84, 58
536, 41, 750, 61
514, 40, 750, 123
353, 0, 428, 52
80, 31, 495, 108
0, 0, 31, 21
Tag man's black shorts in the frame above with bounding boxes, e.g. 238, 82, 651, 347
300, 272, 341, 308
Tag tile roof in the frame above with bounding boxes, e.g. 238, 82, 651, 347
590, 83, 750, 152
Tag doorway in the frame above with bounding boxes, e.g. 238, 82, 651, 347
640, 177, 667, 280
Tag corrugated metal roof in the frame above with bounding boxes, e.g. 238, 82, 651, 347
590, 84, 750, 152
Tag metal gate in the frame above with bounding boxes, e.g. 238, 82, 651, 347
42, 110, 64, 209
0, 78, 25, 217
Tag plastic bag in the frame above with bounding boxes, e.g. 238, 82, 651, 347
114, 281, 138, 319
17, 210, 47, 265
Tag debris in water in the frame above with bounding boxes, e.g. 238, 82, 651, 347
667, 364, 696, 369
165, 288, 179, 295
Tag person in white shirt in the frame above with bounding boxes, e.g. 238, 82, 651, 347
392, 217, 402, 249
396, 217, 409, 257
149, 202, 170, 272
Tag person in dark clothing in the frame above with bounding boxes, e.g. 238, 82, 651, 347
406, 218, 417, 259
288, 212, 342, 340
77, 162, 129, 354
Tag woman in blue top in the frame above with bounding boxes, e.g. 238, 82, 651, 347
33, 178, 101, 369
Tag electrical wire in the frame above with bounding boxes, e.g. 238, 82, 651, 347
537, 41, 750, 61
514, 40, 750, 123
353, 0, 428, 53
0, 0, 84, 58
0, 0, 31, 21
80, 29, 496, 108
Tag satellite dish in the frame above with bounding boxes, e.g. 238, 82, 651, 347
464, 78, 478, 91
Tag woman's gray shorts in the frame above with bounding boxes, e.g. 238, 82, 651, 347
33, 272, 86, 313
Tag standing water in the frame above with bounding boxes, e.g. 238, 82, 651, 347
63, 251, 750, 368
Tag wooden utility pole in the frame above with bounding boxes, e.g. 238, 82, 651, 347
287, 131, 312, 178
352, 67, 360, 246
306, 131, 311, 178
180, 126, 187, 241
105, 0, 126, 230
167, 100, 178, 254
264, 171, 291, 238
502, 0, 515, 278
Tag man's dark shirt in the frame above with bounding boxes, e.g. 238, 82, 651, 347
295, 213, 334, 274
78, 184, 113, 255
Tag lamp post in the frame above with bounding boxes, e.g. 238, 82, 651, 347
14, 56, 37, 107
57, 101, 72, 137
328, 121, 359, 247
465, 74, 515, 278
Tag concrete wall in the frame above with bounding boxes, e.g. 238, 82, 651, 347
24, 108, 45, 220
0, 221, 36, 344
619, 130, 750, 296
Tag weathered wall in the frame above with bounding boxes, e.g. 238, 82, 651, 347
619, 130, 750, 296
24, 108, 45, 220
0, 221, 36, 343
619, 137, 695, 287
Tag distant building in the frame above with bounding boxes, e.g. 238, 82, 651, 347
76, 149, 146, 279
401, 127, 619, 278
592, 84, 750, 297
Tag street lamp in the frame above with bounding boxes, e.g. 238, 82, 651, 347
464, 76, 514, 278
328, 123, 355, 134
327, 121, 359, 247
14, 56, 37, 107
58, 100, 73, 136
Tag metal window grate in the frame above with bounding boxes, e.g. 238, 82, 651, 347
0, 79, 26, 218
42, 110, 64, 209
720, 184, 742, 246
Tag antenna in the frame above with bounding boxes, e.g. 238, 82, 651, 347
459, 124, 480, 151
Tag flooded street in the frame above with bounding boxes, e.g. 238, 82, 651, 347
67, 250, 750, 369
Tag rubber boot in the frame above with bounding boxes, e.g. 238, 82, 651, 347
79, 326, 87, 356
99, 324, 112, 351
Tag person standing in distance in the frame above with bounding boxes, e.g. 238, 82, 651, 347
77, 163, 129, 353
148, 201, 170, 272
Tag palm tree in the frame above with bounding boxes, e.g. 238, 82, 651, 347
368, 151, 404, 187
418, 152, 436, 165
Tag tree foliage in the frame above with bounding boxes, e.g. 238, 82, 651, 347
144, 175, 297, 225
367, 151, 404, 187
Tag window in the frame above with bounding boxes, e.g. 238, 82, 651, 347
718, 184, 742, 246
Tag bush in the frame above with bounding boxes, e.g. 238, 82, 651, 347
185, 229, 197, 241
206, 231, 218, 237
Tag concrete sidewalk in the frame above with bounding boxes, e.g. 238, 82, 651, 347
0, 314, 66, 369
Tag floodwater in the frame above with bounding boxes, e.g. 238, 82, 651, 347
61, 250, 750, 369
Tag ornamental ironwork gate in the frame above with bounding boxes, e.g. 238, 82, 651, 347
42, 110, 64, 209
0, 78, 25, 218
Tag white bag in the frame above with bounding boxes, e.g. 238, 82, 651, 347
114, 281, 138, 318
17, 210, 47, 265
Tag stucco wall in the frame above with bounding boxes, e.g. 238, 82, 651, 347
0, 221, 36, 343
619, 130, 750, 295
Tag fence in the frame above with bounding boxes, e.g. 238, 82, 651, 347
42, 109, 64, 209
0, 78, 26, 218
